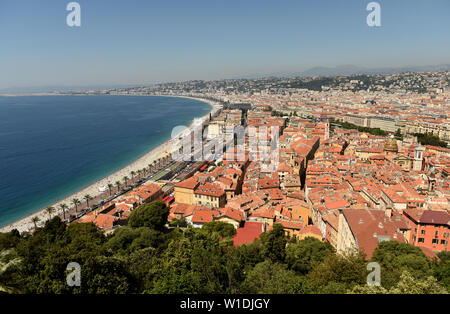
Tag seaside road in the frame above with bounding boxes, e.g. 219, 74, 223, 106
57, 159, 174, 224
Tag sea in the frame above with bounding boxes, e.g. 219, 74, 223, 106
0, 95, 211, 228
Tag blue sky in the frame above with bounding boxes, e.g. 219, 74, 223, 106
0, 0, 449, 90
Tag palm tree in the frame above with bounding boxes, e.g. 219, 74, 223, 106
123, 176, 129, 187
130, 171, 136, 179
45, 206, 55, 221
59, 203, 68, 220
137, 169, 142, 178
31, 216, 40, 230
115, 181, 121, 192
107, 183, 113, 196
84, 194, 93, 209
72, 198, 81, 213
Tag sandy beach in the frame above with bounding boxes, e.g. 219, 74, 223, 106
0, 95, 221, 233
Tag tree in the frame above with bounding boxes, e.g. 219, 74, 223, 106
126, 247, 159, 292
64, 222, 106, 257
433, 251, 450, 292
104, 227, 142, 255
41, 217, 66, 242
351, 270, 448, 294
107, 183, 113, 196
224, 241, 265, 291
45, 206, 55, 221
308, 250, 368, 293
104, 226, 165, 256
241, 260, 300, 294
128, 201, 169, 230
394, 128, 403, 140
115, 181, 121, 192
259, 224, 287, 263
150, 269, 200, 294
130, 171, 136, 179
185, 229, 230, 293
75, 256, 135, 294
202, 221, 236, 238
413, 132, 447, 147
128, 228, 165, 253
168, 217, 188, 228
72, 198, 81, 213
286, 237, 334, 275
59, 204, 68, 220
147, 237, 200, 294
84, 195, 93, 209
370, 241, 433, 289
0, 230, 20, 251
31, 216, 40, 230
122, 176, 129, 187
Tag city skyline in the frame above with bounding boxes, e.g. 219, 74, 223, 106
1, 0, 450, 91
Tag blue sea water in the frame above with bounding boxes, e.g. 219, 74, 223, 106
0, 95, 211, 227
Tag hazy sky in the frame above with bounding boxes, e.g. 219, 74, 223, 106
0, 0, 449, 90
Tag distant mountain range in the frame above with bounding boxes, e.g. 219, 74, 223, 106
295, 64, 450, 77
239, 64, 450, 79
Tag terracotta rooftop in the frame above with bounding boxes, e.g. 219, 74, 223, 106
341, 209, 407, 259
233, 221, 265, 246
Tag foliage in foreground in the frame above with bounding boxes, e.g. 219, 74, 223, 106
0, 201, 447, 294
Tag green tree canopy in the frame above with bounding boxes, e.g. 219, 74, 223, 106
370, 241, 433, 289
286, 237, 334, 275
241, 259, 300, 294
259, 224, 287, 263
308, 250, 368, 294
202, 221, 236, 238
128, 201, 169, 230
433, 251, 450, 292
351, 270, 448, 294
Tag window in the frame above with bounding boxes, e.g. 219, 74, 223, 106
435, 231, 439, 238
440, 240, 447, 245
418, 238, 424, 243
432, 239, 438, 244
421, 230, 426, 235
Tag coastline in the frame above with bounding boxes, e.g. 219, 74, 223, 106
0, 95, 220, 233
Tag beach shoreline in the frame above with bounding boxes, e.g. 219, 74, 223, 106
0, 95, 220, 233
